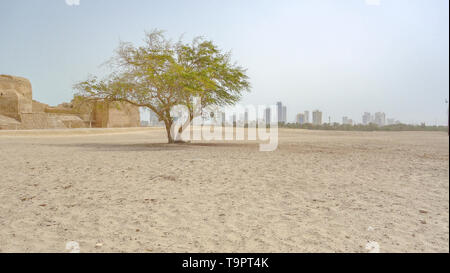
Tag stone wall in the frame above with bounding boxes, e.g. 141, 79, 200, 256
0, 74, 140, 130
19, 113, 54, 129
0, 114, 20, 130
0, 75, 33, 121
105, 102, 140, 128
32, 100, 48, 113
17, 113, 87, 130
52, 114, 86, 128
91, 101, 140, 128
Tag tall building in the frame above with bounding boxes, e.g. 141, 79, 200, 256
304, 111, 310, 123
221, 112, 226, 125
230, 114, 237, 125
374, 112, 386, 126
276, 102, 287, 123
312, 110, 322, 125
276, 102, 283, 123
264, 107, 271, 124
362, 112, 372, 125
296, 113, 305, 124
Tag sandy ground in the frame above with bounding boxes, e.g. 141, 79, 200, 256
0, 128, 448, 253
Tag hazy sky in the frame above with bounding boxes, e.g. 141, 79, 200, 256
1, 0, 448, 124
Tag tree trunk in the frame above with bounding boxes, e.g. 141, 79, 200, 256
164, 120, 174, 144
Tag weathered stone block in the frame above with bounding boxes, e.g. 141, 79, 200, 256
92, 101, 140, 128
0, 75, 33, 121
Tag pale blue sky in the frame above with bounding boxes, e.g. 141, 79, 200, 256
0, 0, 448, 124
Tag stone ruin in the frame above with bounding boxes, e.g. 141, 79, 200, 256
0, 75, 140, 130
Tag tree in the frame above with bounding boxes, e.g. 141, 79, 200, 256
175, 38, 250, 127
74, 30, 250, 143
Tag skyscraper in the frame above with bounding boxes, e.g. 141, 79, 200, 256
277, 102, 283, 123
221, 111, 226, 126
374, 112, 386, 126
296, 113, 305, 124
304, 111, 310, 123
276, 102, 287, 123
312, 110, 322, 125
362, 112, 372, 125
264, 107, 271, 125
230, 114, 237, 125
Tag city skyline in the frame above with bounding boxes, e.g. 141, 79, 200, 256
140, 100, 421, 126
141, 101, 410, 127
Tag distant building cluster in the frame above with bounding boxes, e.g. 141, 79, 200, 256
296, 110, 322, 125
292, 108, 401, 127
342, 116, 353, 125
361, 112, 399, 126
295, 109, 322, 125
263, 101, 287, 124
140, 99, 404, 128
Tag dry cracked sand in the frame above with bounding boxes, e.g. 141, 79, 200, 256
0, 128, 448, 252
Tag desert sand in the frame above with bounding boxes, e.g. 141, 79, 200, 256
0, 128, 448, 253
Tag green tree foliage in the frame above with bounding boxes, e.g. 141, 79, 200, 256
74, 30, 250, 143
